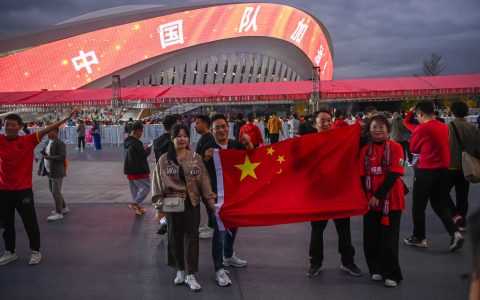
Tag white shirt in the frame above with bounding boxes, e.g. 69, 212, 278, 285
44, 140, 53, 173
216, 142, 228, 150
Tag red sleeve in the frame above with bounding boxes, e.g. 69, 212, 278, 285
409, 127, 423, 154
256, 126, 264, 144
403, 111, 418, 133
26, 132, 41, 147
358, 145, 368, 176
390, 141, 405, 175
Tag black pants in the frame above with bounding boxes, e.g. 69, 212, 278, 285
364, 210, 403, 283
77, 137, 85, 150
166, 199, 200, 275
309, 218, 355, 266
398, 140, 413, 162
412, 168, 457, 240
446, 170, 470, 219
269, 133, 280, 144
0, 189, 41, 252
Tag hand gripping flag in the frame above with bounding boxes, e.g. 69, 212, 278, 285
213, 123, 368, 230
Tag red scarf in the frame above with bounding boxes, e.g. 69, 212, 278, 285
364, 140, 391, 226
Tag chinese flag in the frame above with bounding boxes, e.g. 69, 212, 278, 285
213, 123, 368, 229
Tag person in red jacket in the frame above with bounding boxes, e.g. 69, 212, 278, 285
403, 101, 464, 251
359, 114, 405, 288
333, 110, 350, 129
239, 115, 264, 148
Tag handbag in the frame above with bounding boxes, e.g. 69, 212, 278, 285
162, 196, 185, 212
450, 122, 480, 183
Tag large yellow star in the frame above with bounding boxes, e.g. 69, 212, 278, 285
234, 155, 261, 181
277, 155, 286, 164
267, 147, 275, 155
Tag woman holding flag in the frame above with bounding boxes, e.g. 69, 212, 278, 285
359, 114, 405, 287
151, 124, 216, 292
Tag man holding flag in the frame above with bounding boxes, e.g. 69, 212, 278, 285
201, 114, 254, 287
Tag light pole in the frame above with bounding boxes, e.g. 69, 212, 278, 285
310, 66, 321, 114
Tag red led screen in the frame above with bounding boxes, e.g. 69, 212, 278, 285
0, 3, 333, 92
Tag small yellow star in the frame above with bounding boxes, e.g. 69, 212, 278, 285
267, 147, 275, 155
277, 155, 285, 164
235, 155, 261, 181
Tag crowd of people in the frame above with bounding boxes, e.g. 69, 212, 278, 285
0, 100, 479, 294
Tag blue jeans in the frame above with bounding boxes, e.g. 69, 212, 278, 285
128, 178, 150, 204
212, 215, 237, 271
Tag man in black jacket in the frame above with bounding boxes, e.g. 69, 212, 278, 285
124, 121, 152, 215
38, 127, 68, 222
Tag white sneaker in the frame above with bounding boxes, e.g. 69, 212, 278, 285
47, 213, 63, 221
199, 226, 214, 239
0, 251, 18, 266
449, 232, 465, 251
29, 251, 42, 265
174, 271, 185, 285
51, 207, 69, 215
385, 279, 397, 287
215, 269, 232, 287
185, 275, 201, 292
223, 253, 247, 268
371, 274, 383, 281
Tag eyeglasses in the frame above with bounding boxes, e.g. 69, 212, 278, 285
213, 124, 229, 130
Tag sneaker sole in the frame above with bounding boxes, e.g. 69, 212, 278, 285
185, 284, 201, 292
216, 280, 232, 287
307, 267, 324, 277
449, 238, 465, 251
0, 256, 18, 266
403, 240, 428, 248
223, 262, 247, 268
340, 265, 362, 277
174, 281, 184, 286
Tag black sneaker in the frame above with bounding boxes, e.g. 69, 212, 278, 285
340, 263, 362, 277
306, 264, 324, 277
403, 236, 428, 248
156, 223, 168, 235
449, 232, 465, 251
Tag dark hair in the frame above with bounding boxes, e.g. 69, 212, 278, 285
163, 114, 180, 131
368, 114, 391, 132
334, 110, 344, 119
195, 114, 211, 127
247, 114, 254, 122
292, 113, 298, 119
415, 101, 435, 115
5, 114, 22, 125
132, 121, 143, 131
237, 113, 244, 120
210, 114, 228, 126
316, 109, 333, 118
128, 117, 133, 121
167, 124, 190, 166
450, 101, 469, 118
366, 106, 377, 113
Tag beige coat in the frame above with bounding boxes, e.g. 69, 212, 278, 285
151, 150, 216, 212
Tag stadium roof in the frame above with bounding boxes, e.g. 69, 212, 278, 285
0, 74, 478, 107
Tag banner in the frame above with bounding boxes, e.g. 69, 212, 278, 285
213, 124, 368, 229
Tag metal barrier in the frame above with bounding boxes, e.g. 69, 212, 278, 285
29, 122, 290, 145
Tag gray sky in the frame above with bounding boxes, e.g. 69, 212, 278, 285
1, 0, 479, 79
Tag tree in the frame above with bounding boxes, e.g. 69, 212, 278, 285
422, 53, 445, 76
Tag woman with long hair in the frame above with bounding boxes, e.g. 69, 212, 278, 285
151, 124, 216, 292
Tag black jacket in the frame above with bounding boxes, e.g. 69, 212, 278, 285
38, 139, 67, 178
153, 133, 171, 162
124, 136, 151, 175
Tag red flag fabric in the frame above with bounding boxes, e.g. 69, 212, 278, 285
213, 123, 368, 229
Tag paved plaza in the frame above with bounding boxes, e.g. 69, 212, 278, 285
0, 144, 476, 300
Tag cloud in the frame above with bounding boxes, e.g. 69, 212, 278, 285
0, 0, 478, 79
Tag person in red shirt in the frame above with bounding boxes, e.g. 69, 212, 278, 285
0, 111, 75, 266
239, 115, 264, 148
359, 114, 405, 288
403, 101, 464, 251
333, 110, 350, 129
